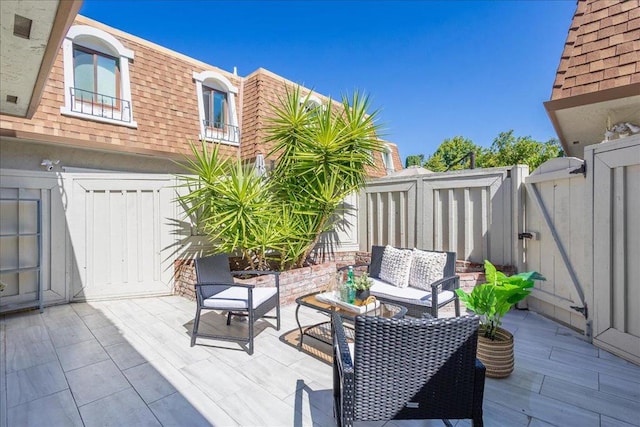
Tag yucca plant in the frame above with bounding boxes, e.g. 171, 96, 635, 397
176, 141, 280, 270
177, 86, 384, 271
266, 87, 384, 267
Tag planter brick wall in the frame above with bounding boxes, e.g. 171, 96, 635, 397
173, 254, 516, 313
173, 259, 337, 306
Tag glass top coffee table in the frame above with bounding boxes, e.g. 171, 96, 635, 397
295, 291, 407, 348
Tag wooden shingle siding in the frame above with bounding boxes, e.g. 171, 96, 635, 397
551, 0, 640, 99
0, 15, 402, 176
241, 68, 398, 175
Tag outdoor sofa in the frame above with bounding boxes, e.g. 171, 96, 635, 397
340, 245, 460, 318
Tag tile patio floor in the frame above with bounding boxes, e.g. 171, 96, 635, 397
1, 295, 639, 427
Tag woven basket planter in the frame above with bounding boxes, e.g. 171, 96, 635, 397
477, 327, 514, 378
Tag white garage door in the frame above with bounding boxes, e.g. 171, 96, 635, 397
66, 173, 177, 301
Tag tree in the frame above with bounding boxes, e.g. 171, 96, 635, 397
177, 86, 384, 271
483, 131, 563, 171
267, 87, 384, 267
423, 136, 484, 172
411, 131, 563, 172
405, 154, 424, 167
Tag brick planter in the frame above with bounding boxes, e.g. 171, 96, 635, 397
173, 259, 337, 306
173, 254, 516, 313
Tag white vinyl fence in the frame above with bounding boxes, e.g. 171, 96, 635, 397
523, 136, 640, 363
358, 166, 528, 268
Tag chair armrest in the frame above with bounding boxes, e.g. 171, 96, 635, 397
195, 281, 255, 289
333, 313, 355, 426
230, 270, 280, 289
332, 313, 354, 373
430, 274, 460, 293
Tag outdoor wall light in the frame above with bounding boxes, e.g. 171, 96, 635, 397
40, 159, 60, 171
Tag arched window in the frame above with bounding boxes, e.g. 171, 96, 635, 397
193, 71, 239, 145
61, 25, 136, 127
300, 94, 323, 115
382, 145, 395, 173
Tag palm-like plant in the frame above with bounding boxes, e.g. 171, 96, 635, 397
176, 142, 281, 270
177, 86, 384, 271
267, 87, 384, 266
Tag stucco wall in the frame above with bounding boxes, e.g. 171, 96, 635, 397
0, 138, 185, 174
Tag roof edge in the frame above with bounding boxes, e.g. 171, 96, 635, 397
26, 0, 84, 118
544, 83, 640, 113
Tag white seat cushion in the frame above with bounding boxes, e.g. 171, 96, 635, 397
369, 278, 455, 308
379, 246, 413, 288
203, 286, 276, 310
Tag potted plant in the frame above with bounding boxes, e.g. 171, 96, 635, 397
455, 260, 545, 378
352, 272, 373, 303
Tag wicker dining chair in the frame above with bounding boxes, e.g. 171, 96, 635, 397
191, 253, 280, 355
333, 313, 485, 427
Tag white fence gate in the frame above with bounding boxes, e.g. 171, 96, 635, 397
524, 136, 640, 364
0, 170, 179, 309
588, 137, 640, 364
523, 158, 589, 332
66, 173, 177, 300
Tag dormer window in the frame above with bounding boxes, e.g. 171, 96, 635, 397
193, 71, 239, 145
301, 94, 323, 116
382, 145, 395, 173
61, 25, 136, 127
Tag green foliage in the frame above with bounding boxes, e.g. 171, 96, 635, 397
352, 272, 373, 291
423, 136, 480, 171
405, 154, 424, 167
177, 86, 383, 271
176, 141, 282, 270
266, 86, 384, 267
412, 131, 563, 172
483, 131, 563, 171
455, 260, 545, 339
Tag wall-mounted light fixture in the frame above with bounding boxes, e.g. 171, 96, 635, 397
40, 159, 60, 171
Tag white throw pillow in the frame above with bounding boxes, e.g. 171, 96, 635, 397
409, 249, 447, 290
379, 246, 413, 288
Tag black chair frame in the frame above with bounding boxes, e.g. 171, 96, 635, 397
191, 255, 280, 355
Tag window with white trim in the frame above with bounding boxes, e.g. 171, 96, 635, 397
382, 145, 395, 173
193, 71, 239, 145
61, 25, 136, 127
300, 94, 323, 116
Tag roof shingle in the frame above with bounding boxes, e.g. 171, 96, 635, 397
551, 0, 640, 100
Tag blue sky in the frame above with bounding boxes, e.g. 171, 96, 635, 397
80, 0, 577, 163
